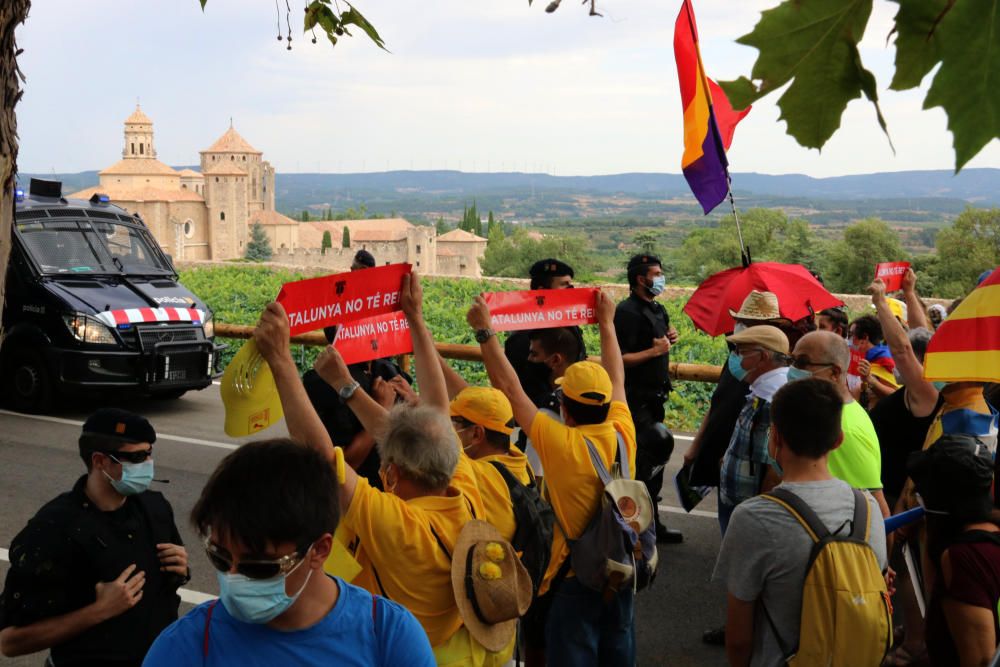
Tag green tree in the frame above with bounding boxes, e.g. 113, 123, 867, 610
824, 218, 907, 293
633, 230, 661, 255
932, 207, 1000, 297
321, 230, 332, 254
436, 216, 448, 235
245, 222, 273, 261
301, 210, 311, 222
341, 225, 351, 248
482, 228, 596, 278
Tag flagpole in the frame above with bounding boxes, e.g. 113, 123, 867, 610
685, 0, 750, 267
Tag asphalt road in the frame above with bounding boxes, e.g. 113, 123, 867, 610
0, 385, 728, 666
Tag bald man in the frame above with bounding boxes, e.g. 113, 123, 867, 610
787, 331, 890, 518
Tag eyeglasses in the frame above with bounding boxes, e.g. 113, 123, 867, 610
790, 357, 836, 370
203, 538, 306, 579
104, 447, 154, 464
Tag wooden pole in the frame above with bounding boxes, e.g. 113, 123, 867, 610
214, 322, 723, 383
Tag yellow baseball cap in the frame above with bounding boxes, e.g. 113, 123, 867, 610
450, 387, 514, 435
555, 360, 613, 406
220, 340, 284, 438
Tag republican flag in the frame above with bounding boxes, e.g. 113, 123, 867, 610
674, 0, 750, 214
924, 267, 1000, 382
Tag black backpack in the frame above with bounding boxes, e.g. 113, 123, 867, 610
489, 461, 555, 594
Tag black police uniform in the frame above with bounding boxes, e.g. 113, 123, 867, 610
504, 326, 587, 408
614, 293, 674, 508
302, 358, 411, 490
0, 476, 184, 667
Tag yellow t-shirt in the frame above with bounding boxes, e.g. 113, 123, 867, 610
527, 401, 637, 594
342, 477, 475, 649
459, 447, 532, 546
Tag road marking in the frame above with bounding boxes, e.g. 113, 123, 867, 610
0, 547, 217, 605
659, 503, 718, 519
674, 435, 693, 443
0, 410, 239, 451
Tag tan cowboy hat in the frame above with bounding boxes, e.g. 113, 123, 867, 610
451, 521, 533, 653
728, 290, 783, 322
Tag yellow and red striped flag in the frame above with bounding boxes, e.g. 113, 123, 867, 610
924, 267, 1000, 382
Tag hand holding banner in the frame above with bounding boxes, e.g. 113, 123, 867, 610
484, 288, 599, 332
848, 348, 865, 376
874, 262, 911, 292
277, 263, 411, 336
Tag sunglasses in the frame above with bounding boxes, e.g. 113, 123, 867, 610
203, 538, 306, 580
104, 447, 154, 464
790, 357, 836, 370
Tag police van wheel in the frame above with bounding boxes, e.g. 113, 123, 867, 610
7, 350, 53, 414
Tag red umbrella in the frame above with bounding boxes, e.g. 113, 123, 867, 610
683, 262, 843, 336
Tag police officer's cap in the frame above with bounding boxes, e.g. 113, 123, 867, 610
529, 258, 574, 280
353, 249, 376, 268
82, 408, 156, 444
627, 254, 662, 272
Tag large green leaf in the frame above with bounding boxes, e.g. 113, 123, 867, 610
718, 0, 887, 151
887, 0, 948, 90
921, 0, 1000, 171
341, 3, 388, 51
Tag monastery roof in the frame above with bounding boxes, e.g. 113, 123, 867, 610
125, 104, 153, 125
437, 228, 486, 242
177, 168, 202, 178
249, 209, 299, 226
68, 185, 204, 204
202, 162, 247, 176
202, 126, 261, 154
100, 158, 178, 177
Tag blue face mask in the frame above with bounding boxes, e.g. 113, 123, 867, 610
647, 276, 666, 296
217, 556, 312, 624
786, 367, 813, 382
104, 459, 154, 496
932, 381, 947, 391
727, 351, 748, 382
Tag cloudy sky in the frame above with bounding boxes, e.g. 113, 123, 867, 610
14, 0, 1000, 177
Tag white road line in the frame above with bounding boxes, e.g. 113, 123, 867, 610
659, 503, 718, 519
0, 547, 217, 605
674, 435, 693, 442
0, 410, 239, 451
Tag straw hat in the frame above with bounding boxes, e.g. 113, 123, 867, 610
451, 521, 533, 652
728, 290, 782, 322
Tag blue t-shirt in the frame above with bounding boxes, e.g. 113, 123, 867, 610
143, 577, 434, 667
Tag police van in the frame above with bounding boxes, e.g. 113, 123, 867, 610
3, 178, 224, 412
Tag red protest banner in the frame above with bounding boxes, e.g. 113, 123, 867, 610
277, 264, 411, 336
484, 289, 598, 332
334, 311, 412, 365
848, 348, 865, 376
874, 261, 910, 292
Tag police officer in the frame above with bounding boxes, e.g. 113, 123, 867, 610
614, 254, 683, 543
0, 409, 188, 666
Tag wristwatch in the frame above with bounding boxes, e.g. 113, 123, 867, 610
338, 380, 361, 401
475, 328, 495, 344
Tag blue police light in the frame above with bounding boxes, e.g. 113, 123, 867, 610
14, 189, 24, 202
98, 194, 110, 203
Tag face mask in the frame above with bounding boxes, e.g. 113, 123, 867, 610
104, 459, 154, 496
733, 322, 748, 334
932, 381, 947, 391
646, 276, 666, 296
217, 553, 312, 624
786, 367, 813, 382
727, 351, 748, 382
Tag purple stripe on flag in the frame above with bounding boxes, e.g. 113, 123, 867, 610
682, 110, 730, 214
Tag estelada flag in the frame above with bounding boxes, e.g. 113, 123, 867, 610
674, 0, 750, 214
333, 311, 412, 365
484, 288, 598, 332
875, 261, 911, 292
924, 267, 1000, 382
276, 263, 410, 336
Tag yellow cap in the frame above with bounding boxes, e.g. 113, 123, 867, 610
220, 340, 284, 438
450, 387, 514, 435
555, 360, 613, 406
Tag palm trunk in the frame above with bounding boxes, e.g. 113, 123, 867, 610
0, 1, 31, 342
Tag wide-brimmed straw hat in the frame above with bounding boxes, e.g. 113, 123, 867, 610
728, 290, 782, 322
451, 520, 533, 652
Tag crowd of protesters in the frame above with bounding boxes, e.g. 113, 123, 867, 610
0, 247, 997, 667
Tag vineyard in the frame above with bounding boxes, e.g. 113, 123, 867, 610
180, 266, 728, 430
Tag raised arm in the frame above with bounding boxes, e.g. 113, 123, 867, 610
597, 290, 627, 404
468, 296, 539, 434
869, 280, 939, 415
901, 269, 930, 332
438, 354, 470, 399
401, 273, 449, 412
255, 303, 335, 455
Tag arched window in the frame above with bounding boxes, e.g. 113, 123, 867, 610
215, 177, 219, 182
220, 212, 226, 221
231, 155, 235, 161
131, 142, 135, 155
139, 143, 144, 155
242, 156, 246, 161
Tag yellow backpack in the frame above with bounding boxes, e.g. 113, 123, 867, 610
760, 488, 893, 666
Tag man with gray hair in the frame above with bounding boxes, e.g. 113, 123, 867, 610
787, 331, 890, 518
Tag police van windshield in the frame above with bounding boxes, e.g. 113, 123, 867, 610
16, 219, 172, 276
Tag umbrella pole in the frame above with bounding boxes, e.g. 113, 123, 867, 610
727, 174, 750, 268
